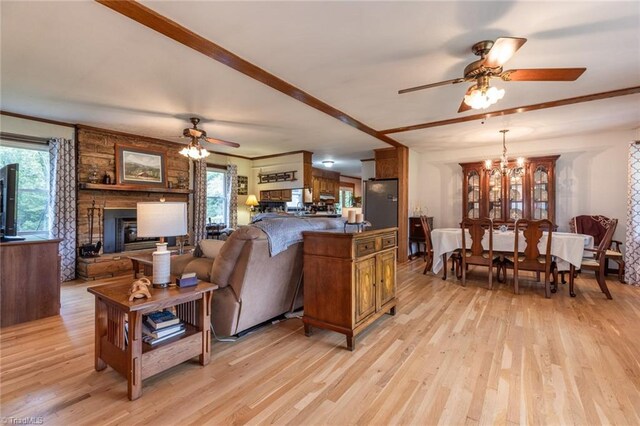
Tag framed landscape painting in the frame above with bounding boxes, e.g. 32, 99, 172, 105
115, 145, 167, 187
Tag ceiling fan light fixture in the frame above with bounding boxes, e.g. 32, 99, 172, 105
464, 85, 505, 110
180, 139, 210, 160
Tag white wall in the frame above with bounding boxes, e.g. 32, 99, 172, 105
412, 129, 635, 243
0, 115, 75, 140
252, 153, 305, 193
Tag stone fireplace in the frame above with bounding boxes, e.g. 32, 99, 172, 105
75, 126, 190, 280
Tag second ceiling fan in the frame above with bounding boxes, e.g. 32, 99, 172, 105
398, 37, 586, 113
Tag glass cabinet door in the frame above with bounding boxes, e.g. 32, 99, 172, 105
532, 166, 550, 219
466, 170, 481, 219
488, 169, 502, 220
508, 171, 524, 220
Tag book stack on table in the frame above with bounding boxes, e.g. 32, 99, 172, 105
142, 310, 185, 346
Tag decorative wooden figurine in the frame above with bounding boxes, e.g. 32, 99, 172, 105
128, 277, 152, 301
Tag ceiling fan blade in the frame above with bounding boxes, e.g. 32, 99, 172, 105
204, 136, 240, 148
483, 37, 527, 68
500, 68, 586, 81
399, 78, 465, 94
457, 87, 473, 113
184, 128, 203, 138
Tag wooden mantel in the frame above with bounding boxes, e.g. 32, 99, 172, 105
78, 183, 192, 194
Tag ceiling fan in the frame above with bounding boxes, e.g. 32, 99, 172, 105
398, 37, 586, 113
179, 117, 240, 159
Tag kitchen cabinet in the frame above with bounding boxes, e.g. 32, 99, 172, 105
460, 155, 559, 225
260, 189, 292, 202
302, 228, 397, 351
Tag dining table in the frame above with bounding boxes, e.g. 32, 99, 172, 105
431, 228, 594, 276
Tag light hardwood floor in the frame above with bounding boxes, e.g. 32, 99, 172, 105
1, 261, 639, 425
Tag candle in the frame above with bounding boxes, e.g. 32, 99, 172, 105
348, 210, 357, 223
355, 213, 364, 223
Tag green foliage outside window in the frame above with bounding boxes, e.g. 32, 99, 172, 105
206, 170, 227, 224
0, 145, 50, 233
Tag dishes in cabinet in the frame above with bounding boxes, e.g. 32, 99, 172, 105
468, 208, 480, 218
534, 208, 548, 219
468, 189, 480, 201
541, 190, 548, 201
510, 208, 523, 219
509, 189, 522, 200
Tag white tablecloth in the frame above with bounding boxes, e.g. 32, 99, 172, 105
431, 228, 594, 273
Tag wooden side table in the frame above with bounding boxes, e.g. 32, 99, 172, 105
88, 281, 217, 400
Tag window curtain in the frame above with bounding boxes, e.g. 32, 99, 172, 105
226, 164, 238, 228
48, 138, 77, 281
625, 141, 640, 285
191, 159, 207, 245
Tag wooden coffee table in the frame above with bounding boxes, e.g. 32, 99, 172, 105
88, 280, 218, 400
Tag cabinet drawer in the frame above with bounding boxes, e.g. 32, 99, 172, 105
355, 239, 376, 257
381, 234, 396, 249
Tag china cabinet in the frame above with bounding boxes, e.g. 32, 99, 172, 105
460, 155, 559, 225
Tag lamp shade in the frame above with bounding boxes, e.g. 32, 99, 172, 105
137, 202, 187, 238
245, 194, 259, 207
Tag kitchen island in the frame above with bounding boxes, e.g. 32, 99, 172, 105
301, 227, 397, 350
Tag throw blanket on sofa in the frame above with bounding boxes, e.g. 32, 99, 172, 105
252, 217, 346, 256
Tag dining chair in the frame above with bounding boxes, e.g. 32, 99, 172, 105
420, 215, 434, 274
570, 218, 617, 299
509, 219, 557, 298
460, 218, 499, 289
569, 215, 624, 283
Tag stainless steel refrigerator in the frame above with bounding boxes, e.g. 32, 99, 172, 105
364, 179, 398, 230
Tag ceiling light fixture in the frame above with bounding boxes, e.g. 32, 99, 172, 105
179, 137, 210, 160
464, 77, 505, 110
485, 129, 525, 176
322, 160, 335, 168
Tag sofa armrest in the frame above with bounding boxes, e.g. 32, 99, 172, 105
170, 253, 196, 276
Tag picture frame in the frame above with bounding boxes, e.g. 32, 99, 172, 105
237, 175, 248, 195
115, 144, 167, 187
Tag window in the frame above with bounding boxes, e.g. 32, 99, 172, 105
0, 142, 50, 236
286, 189, 304, 211
206, 168, 227, 225
339, 187, 354, 215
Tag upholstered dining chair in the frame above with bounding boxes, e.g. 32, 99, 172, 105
570, 215, 625, 283
460, 218, 499, 289
420, 215, 434, 275
570, 218, 617, 299
509, 219, 557, 298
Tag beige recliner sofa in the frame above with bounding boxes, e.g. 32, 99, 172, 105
170, 226, 304, 336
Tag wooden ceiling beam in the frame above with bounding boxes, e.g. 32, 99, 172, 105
96, 0, 405, 148
381, 86, 640, 134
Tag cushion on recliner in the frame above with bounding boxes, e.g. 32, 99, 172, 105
210, 226, 263, 287
199, 239, 225, 259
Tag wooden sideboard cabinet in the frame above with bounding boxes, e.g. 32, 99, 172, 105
302, 228, 397, 351
0, 237, 61, 327
460, 155, 559, 225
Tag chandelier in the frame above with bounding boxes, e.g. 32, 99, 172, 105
484, 130, 525, 176
463, 76, 505, 110
179, 137, 210, 160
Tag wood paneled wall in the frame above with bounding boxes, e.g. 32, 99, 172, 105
76, 126, 190, 248
374, 147, 409, 262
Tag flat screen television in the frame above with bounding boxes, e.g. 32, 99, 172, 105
1, 163, 25, 242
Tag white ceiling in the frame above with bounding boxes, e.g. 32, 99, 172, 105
1, 1, 639, 176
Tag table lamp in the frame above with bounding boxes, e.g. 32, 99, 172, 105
137, 201, 187, 288
245, 194, 259, 217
